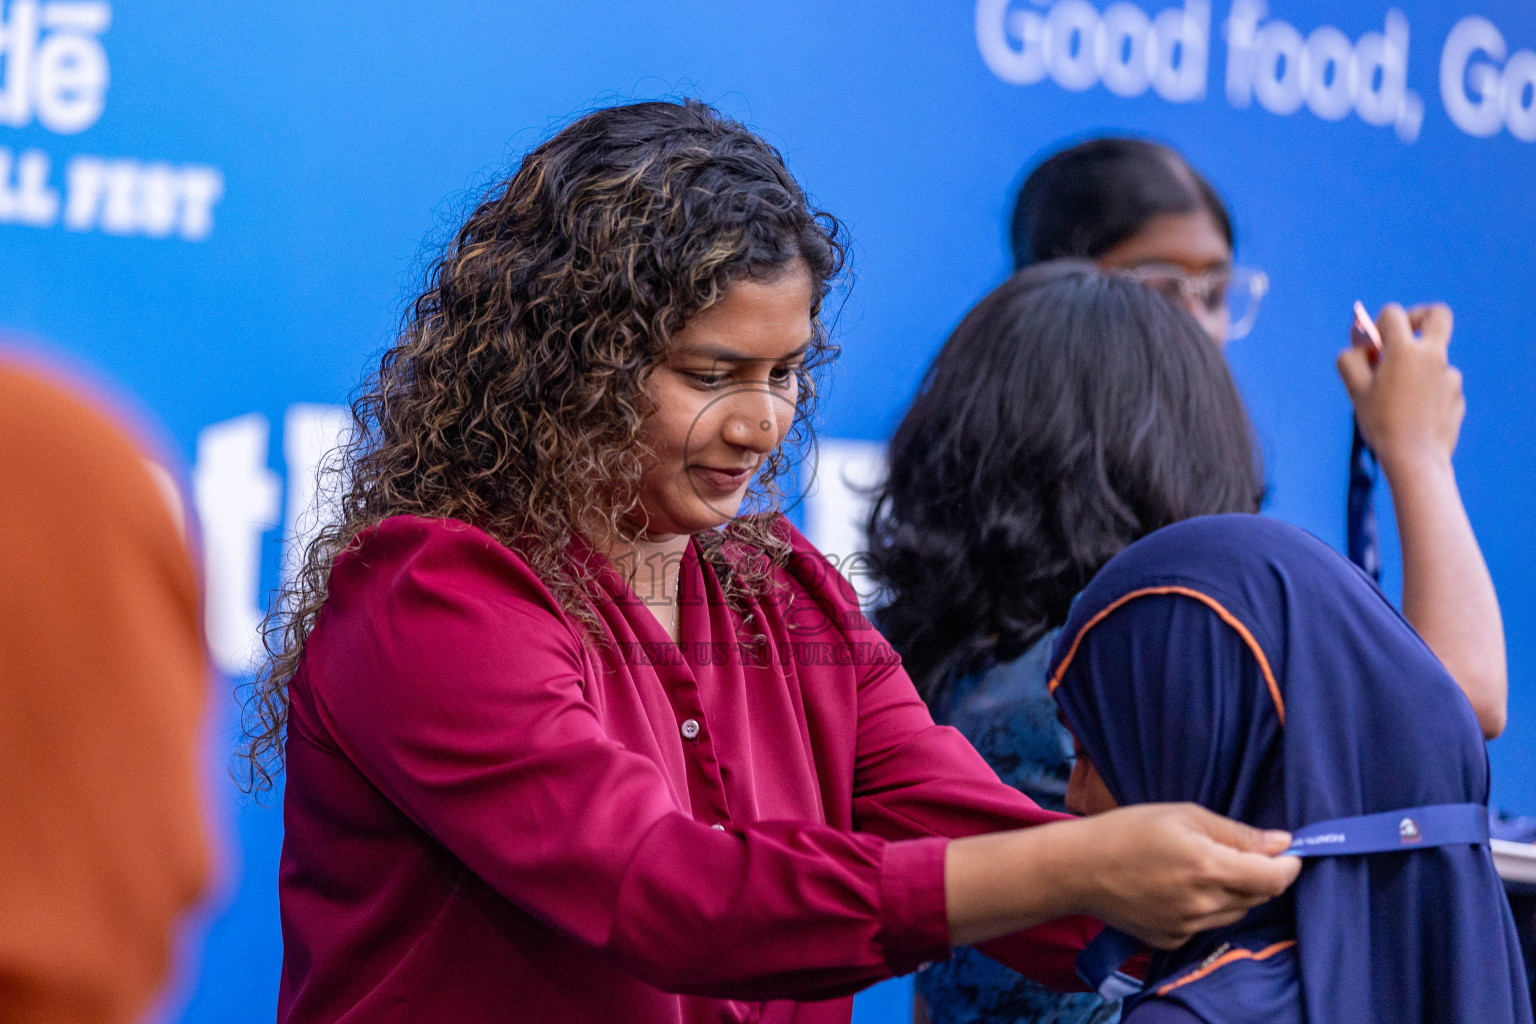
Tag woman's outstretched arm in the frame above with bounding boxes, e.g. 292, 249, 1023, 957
843, 608, 1300, 970
945, 804, 1298, 949
1337, 303, 1508, 738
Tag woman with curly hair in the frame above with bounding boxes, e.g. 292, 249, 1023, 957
245, 100, 1299, 1024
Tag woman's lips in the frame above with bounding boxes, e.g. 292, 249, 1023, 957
691, 465, 755, 493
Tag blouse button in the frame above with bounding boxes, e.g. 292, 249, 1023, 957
680, 718, 701, 740
711, 823, 726, 832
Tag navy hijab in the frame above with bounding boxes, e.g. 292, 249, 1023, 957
1050, 514, 1530, 1023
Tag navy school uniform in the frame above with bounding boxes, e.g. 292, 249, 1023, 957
1049, 514, 1531, 1024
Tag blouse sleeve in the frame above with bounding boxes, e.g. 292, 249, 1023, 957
303, 518, 952, 1003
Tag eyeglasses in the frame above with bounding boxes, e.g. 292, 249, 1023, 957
1116, 263, 1270, 342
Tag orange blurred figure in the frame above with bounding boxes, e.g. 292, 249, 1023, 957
0, 360, 211, 1024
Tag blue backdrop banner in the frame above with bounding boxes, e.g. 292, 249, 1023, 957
1, 2, 1532, 1020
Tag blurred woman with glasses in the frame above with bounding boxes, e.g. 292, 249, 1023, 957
1009, 136, 1503, 738
1011, 139, 1267, 344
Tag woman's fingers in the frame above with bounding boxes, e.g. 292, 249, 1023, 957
1079, 804, 1301, 949
1190, 804, 1293, 856
1374, 301, 1453, 352
1336, 345, 1375, 404
1194, 817, 1301, 900
1376, 303, 1414, 355
1407, 303, 1454, 352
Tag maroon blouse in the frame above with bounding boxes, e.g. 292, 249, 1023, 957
277, 515, 1094, 1023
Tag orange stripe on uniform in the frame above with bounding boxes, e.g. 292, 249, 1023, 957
1153, 939, 1298, 997
1046, 585, 1285, 726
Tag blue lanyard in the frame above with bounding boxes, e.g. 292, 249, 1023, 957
1285, 802, 1487, 858
1347, 418, 1381, 582
1075, 802, 1489, 999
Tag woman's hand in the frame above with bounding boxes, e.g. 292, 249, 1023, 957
945, 804, 1299, 949
1064, 804, 1299, 948
1336, 303, 1463, 474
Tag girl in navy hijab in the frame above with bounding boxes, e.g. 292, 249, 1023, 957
1051, 513, 1530, 1024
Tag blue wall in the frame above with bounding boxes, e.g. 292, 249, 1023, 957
2, 2, 1533, 1020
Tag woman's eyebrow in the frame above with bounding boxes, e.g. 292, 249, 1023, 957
1128, 257, 1234, 272
681, 341, 812, 363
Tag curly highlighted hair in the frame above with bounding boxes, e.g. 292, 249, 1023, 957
239, 99, 846, 793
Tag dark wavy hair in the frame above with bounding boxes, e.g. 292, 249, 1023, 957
866, 261, 1263, 703
1011, 137, 1232, 269
238, 99, 846, 792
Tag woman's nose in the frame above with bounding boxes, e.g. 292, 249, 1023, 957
720, 388, 783, 453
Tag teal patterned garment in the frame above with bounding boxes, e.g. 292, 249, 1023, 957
914, 630, 1120, 1024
